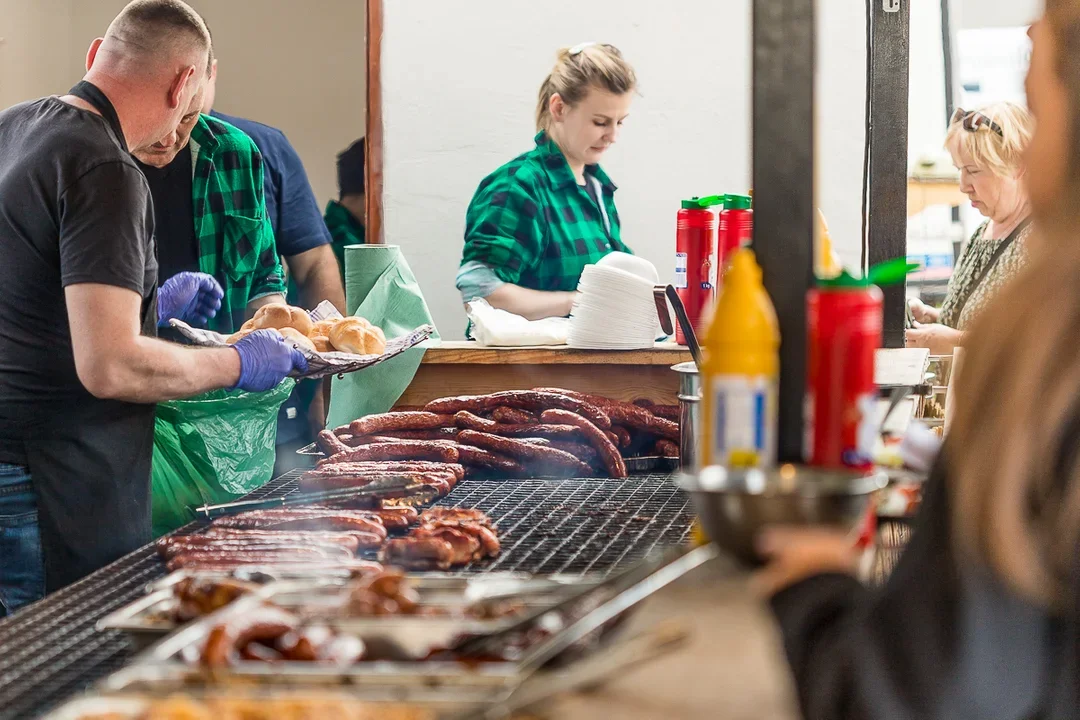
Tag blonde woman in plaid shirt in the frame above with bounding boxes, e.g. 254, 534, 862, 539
457, 43, 637, 321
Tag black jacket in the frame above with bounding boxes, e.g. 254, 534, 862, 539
770, 452, 1078, 719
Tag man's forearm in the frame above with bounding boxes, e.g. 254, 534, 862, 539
91, 337, 241, 403
246, 292, 287, 317
287, 245, 346, 313
485, 284, 576, 321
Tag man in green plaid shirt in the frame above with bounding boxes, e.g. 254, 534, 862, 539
457, 131, 631, 321
134, 112, 285, 334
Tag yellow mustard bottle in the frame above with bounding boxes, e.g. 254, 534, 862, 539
698, 248, 781, 469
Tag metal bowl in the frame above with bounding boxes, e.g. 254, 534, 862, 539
676, 465, 887, 565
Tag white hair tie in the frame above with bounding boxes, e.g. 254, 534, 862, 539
569, 42, 596, 56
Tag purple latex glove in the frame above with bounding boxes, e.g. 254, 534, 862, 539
157, 271, 224, 328
230, 329, 309, 392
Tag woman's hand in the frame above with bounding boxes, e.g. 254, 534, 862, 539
908, 298, 940, 324
751, 527, 860, 597
905, 322, 963, 355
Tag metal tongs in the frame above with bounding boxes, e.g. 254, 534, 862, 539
654, 284, 702, 367
447, 543, 717, 720
448, 543, 716, 667
191, 475, 438, 519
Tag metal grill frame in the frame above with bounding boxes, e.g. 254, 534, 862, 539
0, 470, 691, 719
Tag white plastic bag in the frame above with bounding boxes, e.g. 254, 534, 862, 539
466, 299, 569, 347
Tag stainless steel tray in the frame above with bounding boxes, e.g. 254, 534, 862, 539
41, 682, 493, 719
123, 548, 711, 693
261, 575, 603, 659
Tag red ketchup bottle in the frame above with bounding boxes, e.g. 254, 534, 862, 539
674, 195, 724, 346
805, 271, 883, 470
717, 193, 753, 272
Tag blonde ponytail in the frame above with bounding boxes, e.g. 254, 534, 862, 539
535, 43, 637, 132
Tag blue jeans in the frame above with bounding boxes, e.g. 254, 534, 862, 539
0, 463, 45, 616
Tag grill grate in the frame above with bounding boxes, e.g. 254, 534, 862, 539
0, 470, 689, 719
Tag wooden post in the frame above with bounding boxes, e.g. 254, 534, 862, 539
365, 0, 384, 244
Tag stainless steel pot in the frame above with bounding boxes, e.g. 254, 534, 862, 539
671, 361, 699, 470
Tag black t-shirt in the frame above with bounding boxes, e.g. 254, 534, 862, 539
0, 89, 158, 589
137, 150, 199, 283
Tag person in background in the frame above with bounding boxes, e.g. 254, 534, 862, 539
199, 55, 347, 473
132, 78, 286, 332
456, 43, 636, 321
906, 102, 1035, 355
755, 8, 1080, 716
0, 0, 305, 615
325, 137, 367, 274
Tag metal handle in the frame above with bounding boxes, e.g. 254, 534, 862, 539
653, 286, 674, 336
664, 285, 703, 367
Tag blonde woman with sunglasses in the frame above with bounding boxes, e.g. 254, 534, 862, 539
906, 102, 1035, 355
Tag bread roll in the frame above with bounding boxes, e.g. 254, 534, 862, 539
308, 319, 339, 339
226, 328, 255, 345
249, 303, 314, 336
277, 327, 316, 353
310, 335, 333, 353
328, 317, 387, 355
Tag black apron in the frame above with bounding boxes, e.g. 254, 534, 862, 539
26, 81, 158, 592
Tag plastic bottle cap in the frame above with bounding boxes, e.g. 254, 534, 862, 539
816, 258, 921, 288
723, 194, 752, 210
681, 195, 726, 210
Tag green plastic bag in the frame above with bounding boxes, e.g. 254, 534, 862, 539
327, 245, 440, 428
151, 379, 295, 537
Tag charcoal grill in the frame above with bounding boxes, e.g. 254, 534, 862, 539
0, 470, 692, 719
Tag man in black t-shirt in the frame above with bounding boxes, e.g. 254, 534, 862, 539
0, 0, 307, 614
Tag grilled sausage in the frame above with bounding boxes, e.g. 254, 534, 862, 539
610, 425, 632, 449
452, 411, 582, 439
306, 461, 465, 481
159, 541, 352, 561
539, 409, 628, 479
455, 445, 525, 476
316, 429, 351, 456
200, 529, 365, 552
349, 412, 453, 437
533, 388, 680, 440
202, 606, 298, 667
456, 430, 593, 478
382, 537, 455, 571
212, 510, 388, 539
655, 439, 680, 457
426, 391, 611, 429
491, 406, 537, 424
317, 441, 460, 467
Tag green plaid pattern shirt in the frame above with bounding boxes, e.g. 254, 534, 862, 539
460, 132, 631, 292
189, 115, 286, 333
324, 199, 366, 279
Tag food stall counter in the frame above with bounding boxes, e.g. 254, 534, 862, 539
396, 341, 693, 407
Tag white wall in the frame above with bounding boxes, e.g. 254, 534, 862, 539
0, 0, 365, 211
382, 0, 870, 340
956, 0, 1040, 29
0, 0, 75, 109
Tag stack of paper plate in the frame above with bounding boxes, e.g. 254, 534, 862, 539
569, 261, 660, 349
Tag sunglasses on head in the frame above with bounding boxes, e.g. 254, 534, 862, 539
951, 108, 1005, 138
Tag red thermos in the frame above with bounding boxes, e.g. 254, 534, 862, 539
674, 195, 724, 346
717, 193, 753, 270
805, 273, 883, 470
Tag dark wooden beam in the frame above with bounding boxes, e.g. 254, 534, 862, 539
867, 0, 911, 348
752, 0, 815, 463
365, 0, 384, 244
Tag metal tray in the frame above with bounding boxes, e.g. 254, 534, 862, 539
124, 548, 710, 693
41, 684, 492, 719
261, 575, 603, 659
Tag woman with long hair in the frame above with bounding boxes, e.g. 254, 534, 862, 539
756, 5, 1080, 717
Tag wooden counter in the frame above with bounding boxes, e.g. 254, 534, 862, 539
396, 341, 693, 407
